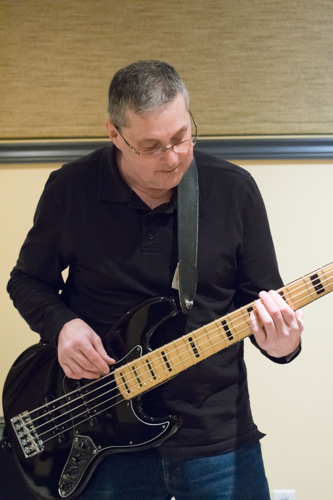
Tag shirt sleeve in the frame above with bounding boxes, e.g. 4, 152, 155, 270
250, 335, 302, 363
234, 174, 283, 303
235, 174, 301, 364
7, 170, 79, 344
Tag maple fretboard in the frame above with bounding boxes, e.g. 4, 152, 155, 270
114, 263, 333, 399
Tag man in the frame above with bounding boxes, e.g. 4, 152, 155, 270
7, 60, 303, 499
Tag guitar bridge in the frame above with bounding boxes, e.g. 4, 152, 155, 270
11, 411, 44, 458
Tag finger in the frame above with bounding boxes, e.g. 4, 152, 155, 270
295, 309, 304, 321
57, 319, 114, 379
250, 309, 267, 344
78, 345, 111, 376
92, 336, 115, 366
62, 363, 78, 379
254, 294, 277, 334
267, 291, 304, 337
295, 309, 304, 331
60, 343, 110, 378
261, 290, 296, 326
62, 359, 102, 380
65, 334, 113, 376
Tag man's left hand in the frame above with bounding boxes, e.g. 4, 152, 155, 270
250, 290, 304, 358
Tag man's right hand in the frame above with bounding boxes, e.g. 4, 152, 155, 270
58, 318, 115, 379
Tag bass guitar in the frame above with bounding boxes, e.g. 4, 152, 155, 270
2, 263, 333, 499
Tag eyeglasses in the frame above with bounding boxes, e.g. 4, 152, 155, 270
114, 111, 198, 158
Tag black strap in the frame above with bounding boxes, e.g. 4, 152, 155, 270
177, 155, 199, 314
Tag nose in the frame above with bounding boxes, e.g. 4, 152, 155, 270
161, 147, 179, 167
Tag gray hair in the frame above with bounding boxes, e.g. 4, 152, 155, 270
108, 60, 190, 129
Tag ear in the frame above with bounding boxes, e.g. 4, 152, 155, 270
105, 119, 120, 146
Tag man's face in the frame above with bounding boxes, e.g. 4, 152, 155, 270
108, 94, 194, 199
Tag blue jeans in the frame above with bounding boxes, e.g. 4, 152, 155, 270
76, 442, 270, 500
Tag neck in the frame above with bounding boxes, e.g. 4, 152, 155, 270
116, 149, 174, 209
132, 187, 173, 210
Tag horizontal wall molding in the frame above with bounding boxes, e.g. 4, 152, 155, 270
0, 138, 333, 164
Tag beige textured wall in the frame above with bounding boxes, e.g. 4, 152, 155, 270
1, 158, 333, 500
243, 159, 333, 500
1, 0, 333, 139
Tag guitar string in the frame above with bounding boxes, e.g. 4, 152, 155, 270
60, 266, 333, 410
20, 268, 333, 441
37, 268, 333, 445
39, 268, 333, 447
86, 268, 333, 402
19, 268, 333, 446
24, 270, 333, 447
23, 370, 125, 433
34, 380, 124, 439
22, 267, 333, 441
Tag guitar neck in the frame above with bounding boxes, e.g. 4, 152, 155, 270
114, 262, 333, 399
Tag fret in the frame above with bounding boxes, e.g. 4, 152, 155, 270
278, 264, 333, 310
131, 365, 143, 388
202, 323, 219, 356
173, 331, 205, 369
132, 356, 158, 389
161, 350, 173, 372
221, 319, 234, 341
120, 366, 140, 397
167, 338, 189, 370
230, 310, 252, 342
115, 365, 136, 397
205, 321, 226, 351
183, 334, 202, 361
231, 307, 253, 341
143, 350, 169, 385
119, 372, 130, 395
187, 336, 200, 358
322, 264, 333, 287
171, 337, 191, 369
190, 328, 211, 359
311, 266, 333, 297
281, 281, 308, 310
302, 276, 319, 302
309, 273, 325, 295
145, 358, 157, 381
215, 316, 238, 346
147, 348, 178, 378
115, 352, 161, 399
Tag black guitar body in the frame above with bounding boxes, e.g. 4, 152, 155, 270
2, 296, 182, 500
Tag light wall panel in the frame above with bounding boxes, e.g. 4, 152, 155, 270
0, 0, 332, 139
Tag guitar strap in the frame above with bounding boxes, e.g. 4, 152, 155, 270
177, 154, 199, 314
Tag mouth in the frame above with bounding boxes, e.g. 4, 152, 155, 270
160, 166, 180, 173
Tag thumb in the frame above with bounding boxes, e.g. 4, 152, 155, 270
93, 336, 116, 365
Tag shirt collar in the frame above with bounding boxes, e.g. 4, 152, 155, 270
97, 143, 177, 214
97, 143, 131, 203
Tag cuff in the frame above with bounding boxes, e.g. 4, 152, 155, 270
250, 336, 302, 364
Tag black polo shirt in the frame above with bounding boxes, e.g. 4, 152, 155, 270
8, 144, 285, 458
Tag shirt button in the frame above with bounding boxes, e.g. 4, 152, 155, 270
148, 234, 154, 240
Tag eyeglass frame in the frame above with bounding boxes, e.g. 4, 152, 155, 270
113, 110, 199, 156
